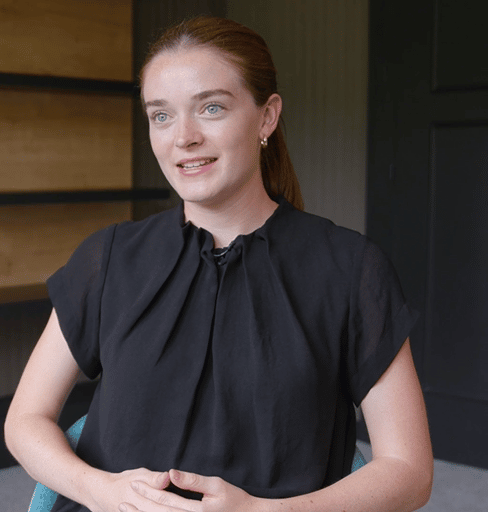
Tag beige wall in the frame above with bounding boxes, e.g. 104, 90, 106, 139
228, 0, 369, 233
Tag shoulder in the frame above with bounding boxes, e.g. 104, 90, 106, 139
111, 204, 182, 247
63, 205, 182, 264
274, 200, 362, 243
269, 200, 368, 270
91, 204, 183, 267
59, 205, 183, 279
100, 204, 185, 285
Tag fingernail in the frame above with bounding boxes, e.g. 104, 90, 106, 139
119, 505, 127, 512
131, 481, 139, 491
171, 469, 181, 481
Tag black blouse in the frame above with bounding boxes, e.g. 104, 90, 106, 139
48, 197, 417, 511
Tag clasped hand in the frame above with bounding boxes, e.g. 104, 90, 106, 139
113, 468, 261, 512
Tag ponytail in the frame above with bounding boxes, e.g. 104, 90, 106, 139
141, 16, 304, 210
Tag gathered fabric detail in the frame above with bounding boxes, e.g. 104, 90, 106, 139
47, 196, 417, 511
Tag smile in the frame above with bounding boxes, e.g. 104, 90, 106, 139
177, 158, 217, 170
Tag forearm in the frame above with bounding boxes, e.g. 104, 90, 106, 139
4, 412, 105, 510
264, 457, 432, 512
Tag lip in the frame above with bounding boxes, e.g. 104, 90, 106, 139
177, 157, 218, 176
177, 156, 217, 166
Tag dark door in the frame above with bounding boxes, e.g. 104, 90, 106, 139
366, 0, 488, 469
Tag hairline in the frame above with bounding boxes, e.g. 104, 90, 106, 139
140, 40, 257, 106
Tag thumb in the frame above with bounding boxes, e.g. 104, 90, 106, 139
169, 469, 218, 495
139, 470, 170, 489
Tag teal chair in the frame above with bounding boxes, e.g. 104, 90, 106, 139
28, 415, 367, 511
351, 444, 367, 472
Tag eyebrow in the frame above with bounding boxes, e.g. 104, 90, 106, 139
143, 89, 235, 110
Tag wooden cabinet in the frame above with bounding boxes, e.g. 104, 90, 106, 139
0, 0, 134, 303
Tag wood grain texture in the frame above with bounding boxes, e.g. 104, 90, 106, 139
0, 0, 132, 81
0, 202, 131, 300
0, 89, 132, 192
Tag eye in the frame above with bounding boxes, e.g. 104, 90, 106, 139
205, 104, 223, 115
151, 112, 168, 123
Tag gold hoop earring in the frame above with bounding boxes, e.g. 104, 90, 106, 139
260, 137, 268, 149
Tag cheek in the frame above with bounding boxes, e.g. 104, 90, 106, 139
148, 130, 175, 181
222, 123, 260, 155
237, 131, 261, 165
149, 129, 169, 159
148, 128, 159, 154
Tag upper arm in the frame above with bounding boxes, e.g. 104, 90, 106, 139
360, 339, 433, 478
7, 308, 82, 423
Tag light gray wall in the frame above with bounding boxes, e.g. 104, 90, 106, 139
228, 0, 369, 233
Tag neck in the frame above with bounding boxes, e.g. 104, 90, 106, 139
183, 187, 278, 248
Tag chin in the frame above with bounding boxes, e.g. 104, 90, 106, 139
180, 189, 241, 210
175, 178, 254, 209
176, 189, 219, 206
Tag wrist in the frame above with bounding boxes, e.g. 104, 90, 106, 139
80, 467, 114, 512
253, 496, 284, 512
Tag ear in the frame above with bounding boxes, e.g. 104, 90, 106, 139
260, 93, 282, 140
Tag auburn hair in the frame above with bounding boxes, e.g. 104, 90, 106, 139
140, 16, 304, 211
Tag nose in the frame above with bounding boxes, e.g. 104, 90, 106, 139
174, 116, 203, 148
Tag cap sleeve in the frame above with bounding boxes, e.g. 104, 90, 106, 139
347, 236, 418, 406
46, 224, 116, 379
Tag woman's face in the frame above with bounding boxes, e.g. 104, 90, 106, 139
142, 47, 275, 209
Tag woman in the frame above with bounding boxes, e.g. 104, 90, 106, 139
5, 16, 433, 512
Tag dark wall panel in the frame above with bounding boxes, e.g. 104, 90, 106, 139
426, 124, 488, 402
425, 393, 488, 469
433, 0, 488, 91
368, 0, 488, 467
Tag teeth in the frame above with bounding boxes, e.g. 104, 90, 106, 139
180, 158, 215, 169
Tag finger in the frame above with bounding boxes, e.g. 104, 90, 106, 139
131, 481, 199, 511
170, 469, 221, 496
121, 498, 193, 512
119, 504, 139, 512
138, 470, 170, 490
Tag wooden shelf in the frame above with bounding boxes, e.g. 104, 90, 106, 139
0, 0, 133, 82
0, 190, 170, 304
0, 284, 49, 304
0, 88, 134, 193
0, 202, 131, 304
0, 189, 170, 206
0, 72, 137, 96
0, 0, 137, 399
